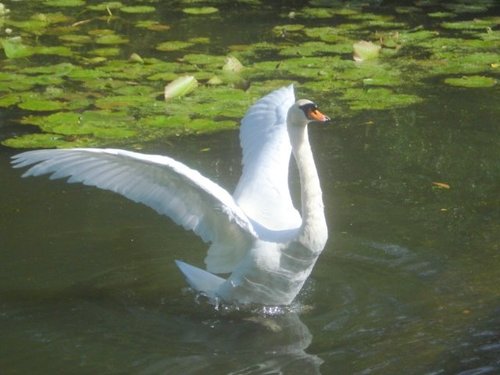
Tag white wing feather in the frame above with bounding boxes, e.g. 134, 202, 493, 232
233, 84, 301, 232
12, 148, 256, 273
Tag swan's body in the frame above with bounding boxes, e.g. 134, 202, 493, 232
12, 85, 330, 306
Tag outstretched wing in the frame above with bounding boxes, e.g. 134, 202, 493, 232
233, 85, 301, 234
12, 148, 257, 273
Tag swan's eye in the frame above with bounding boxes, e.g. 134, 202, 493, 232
299, 103, 317, 117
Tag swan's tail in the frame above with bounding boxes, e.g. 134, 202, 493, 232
175, 260, 225, 298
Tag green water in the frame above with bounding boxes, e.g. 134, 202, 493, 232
1, 0, 499, 374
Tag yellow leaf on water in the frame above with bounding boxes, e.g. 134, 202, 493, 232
432, 182, 451, 189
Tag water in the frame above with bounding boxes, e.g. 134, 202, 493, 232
1, 1, 499, 374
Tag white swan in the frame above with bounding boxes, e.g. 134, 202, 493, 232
11, 85, 330, 306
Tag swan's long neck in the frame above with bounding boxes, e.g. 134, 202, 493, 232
288, 122, 328, 252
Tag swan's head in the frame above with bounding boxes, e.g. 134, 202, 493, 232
288, 99, 330, 127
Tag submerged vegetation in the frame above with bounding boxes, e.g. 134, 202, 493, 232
0, 0, 498, 148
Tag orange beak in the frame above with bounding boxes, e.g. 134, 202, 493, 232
308, 108, 330, 122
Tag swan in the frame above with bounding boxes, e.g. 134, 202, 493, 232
11, 85, 330, 306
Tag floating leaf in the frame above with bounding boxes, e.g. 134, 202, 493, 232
2, 133, 75, 149
114, 84, 156, 96
444, 3, 490, 14
147, 72, 180, 82
0, 94, 20, 108
90, 47, 121, 57
95, 95, 153, 110
1, 37, 33, 59
304, 27, 352, 43
272, 24, 305, 36
44, 0, 85, 7
34, 45, 73, 56
95, 34, 129, 45
280, 41, 351, 57
428, 11, 455, 18
432, 182, 451, 190
66, 66, 106, 80
299, 7, 336, 19
164, 76, 198, 100
156, 41, 194, 52
18, 97, 66, 111
181, 53, 225, 67
120, 5, 156, 14
88, 28, 115, 36
182, 7, 219, 15
87, 2, 124, 11
444, 75, 497, 88
58, 34, 93, 44
137, 114, 190, 129
135, 20, 170, 31
22, 110, 136, 138
441, 19, 497, 30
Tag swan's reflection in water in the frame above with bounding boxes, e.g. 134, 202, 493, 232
137, 302, 323, 375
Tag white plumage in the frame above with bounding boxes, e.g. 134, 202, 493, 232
12, 85, 330, 306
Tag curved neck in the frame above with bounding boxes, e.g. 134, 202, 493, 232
288, 123, 328, 252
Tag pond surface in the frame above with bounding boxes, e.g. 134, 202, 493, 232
1, 0, 499, 374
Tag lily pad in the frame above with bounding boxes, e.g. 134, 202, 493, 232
272, 24, 305, 36
58, 34, 93, 44
22, 110, 136, 138
441, 19, 497, 30
135, 20, 170, 31
280, 41, 352, 57
120, 5, 156, 14
137, 114, 190, 129
298, 7, 336, 19
4, 19, 48, 34
428, 11, 455, 19
444, 3, 491, 14
156, 41, 194, 52
181, 54, 226, 69
0, 94, 21, 108
423, 51, 499, 75
95, 95, 153, 110
95, 34, 129, 45
1, 37, 33, 59
444, 75, 497, 88
18, 97, 66, 111
114, 84, 156, 96
303, 27, 352, 43
44, 0, 85, 7
66, 66, 107, 80
90, 47, 121, 57
182, 7, 219, 15
87, 2, 124, 11
2, 133, 76, 149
